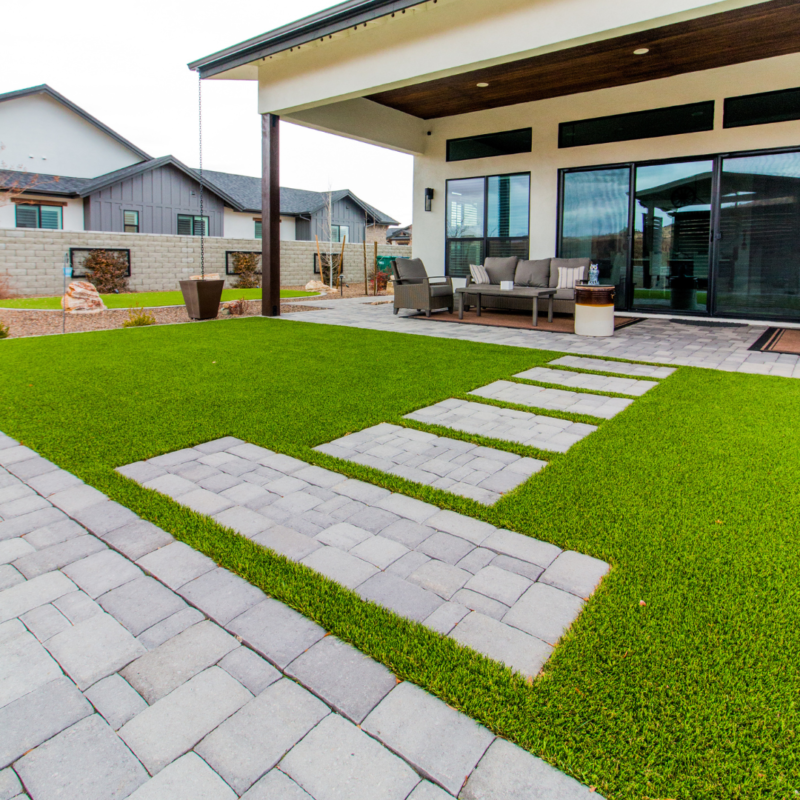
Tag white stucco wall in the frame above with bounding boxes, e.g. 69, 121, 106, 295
223, 208, 296, 240
0, 196, 84, 232
0, 93, 144, 178
409, 53, 800, 276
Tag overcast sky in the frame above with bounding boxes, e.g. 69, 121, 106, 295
2, 0, 413, 225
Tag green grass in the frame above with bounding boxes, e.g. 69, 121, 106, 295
0, 288, 316, 309
1, 319, 798, 799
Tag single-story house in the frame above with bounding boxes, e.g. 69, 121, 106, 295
0, 84, 398, 242
386, 224, 412, 246
189, 0, 800, 323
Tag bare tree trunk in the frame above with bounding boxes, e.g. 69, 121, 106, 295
373, 242, 378, 296
338, 236, 346, 296
314, 236, 323, 288
363, 237, 368, 296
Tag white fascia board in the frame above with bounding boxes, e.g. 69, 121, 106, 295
254, 0, 769, 116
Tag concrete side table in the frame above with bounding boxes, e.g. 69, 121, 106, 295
574, 285, 615, 336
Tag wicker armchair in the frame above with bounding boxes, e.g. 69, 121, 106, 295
391, 258, 454, 317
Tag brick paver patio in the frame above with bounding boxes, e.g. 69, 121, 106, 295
0, 432, 600, 799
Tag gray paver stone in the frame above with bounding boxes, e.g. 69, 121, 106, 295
293, 465, 344, 488
345, 506, 400, 533
116, 462, 166, 484
460, 737, 598, 799
45, 612, 146, 690
0, 571, 76, 624
70, 501, 140, 536
0, 677, 92, 768
426, 511, 495, 545
380, 518, 435, 548
84, 674, 147, 730
19, 603, 70, 642
48, 484, 108, 515
423, 601, 470, 636
99, 520, 174, 561
286, 635, 396, 723
62, 550, 142, 598
349, 535, 408, 568
0, 628, 62, 708
333, 479, 391, 505
376, 493, 438, 523
451, 589, 509, 621
228, 599, 325, 669
456, 548, 495, 574
240, 770, 313, 799
22, 518, 84, 550
408, 560, 471, 600
251, 525, 321, 561
363, 682, 494, 795
490, 554, 544, 581
13, 535, 106, 579
180, 488, 233, 516
0, 566, 23, 592
0, 539, 34, 564
213, 505, 272, 537
137, 607, 205, 650
0, 496, 50, 520
53, 590, 103, 623
0, 507, 68, 541
482, 529, 561, 568
98, 576, 187, 636
6, 457, 57, 481
218, 647, 281, 695
418, 532, 474, 565
121, 620, 238, 704
301, 546, 378, 589
450, 612, 551, 678
0, 767, 22, 800
137, 542, 216, 590
539, 550, 610, 598
464, 566, 531, 607
281, 713, 420, 800
119, 666, 252, 775
408, 782, 456, 799
126, 752, 236, 800
178, 567, 266, 625
196, 678, 329, 794
358, 571, 443, 622
194, 437, 245, 454
219, 484, 270, 507
502, 584, 585, 645
16, 714, 148, 800
315, 522, 373, 550
386, 550, 431, 579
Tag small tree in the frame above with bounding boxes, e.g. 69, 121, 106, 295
82, 250, 129, 294
231, 252, 261, 288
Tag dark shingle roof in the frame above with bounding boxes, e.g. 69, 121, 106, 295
0, 170, 90, 195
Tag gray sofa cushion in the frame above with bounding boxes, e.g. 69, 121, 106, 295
484, 257, 518, 284
549, 257, 591, 288
429, 283, 454, 298
394, 258, 427, 284
554, 287, 576, 301
515, 259, 551, 287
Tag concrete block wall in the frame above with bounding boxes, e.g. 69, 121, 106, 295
0, 228, 410, 296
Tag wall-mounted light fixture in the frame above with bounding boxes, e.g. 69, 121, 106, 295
424, 188, 434, 212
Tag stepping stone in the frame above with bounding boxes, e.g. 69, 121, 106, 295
548, 355, 675, 378
126, 752, 236, 800
514, 366, 658, 396
470, 380, 633, 419
404, 400, 597, 453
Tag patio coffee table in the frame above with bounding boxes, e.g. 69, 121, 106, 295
456, 286, 557, 326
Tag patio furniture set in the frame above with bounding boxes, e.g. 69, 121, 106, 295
390, 256, 613, 332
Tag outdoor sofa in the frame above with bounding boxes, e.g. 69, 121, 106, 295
391, 258, 454, 316
462, 256, 592, 316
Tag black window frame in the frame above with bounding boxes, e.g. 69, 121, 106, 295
177, 214, 209, 236
556, 142, 800, 322
724, 86, 800, 129
446, 128, 532, 163
254, 219, 262, 239
444, 171, 531, 279
225, 250, 262, 276
15, 203, 63, 230
123, 210, 139, 234
558, 101, 715, 149
69, 248, 131, 279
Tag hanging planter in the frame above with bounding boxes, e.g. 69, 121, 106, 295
180, 74, 224, 321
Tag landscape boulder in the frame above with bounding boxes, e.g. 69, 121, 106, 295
304, 280, 327, 292
61, 282, 106, 314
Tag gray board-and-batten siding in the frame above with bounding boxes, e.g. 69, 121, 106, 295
296, 195, 374, 243
83, 163, 224, 237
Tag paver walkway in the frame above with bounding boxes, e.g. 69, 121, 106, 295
0, 432, 600, 799
513, 367, 658, 396
405, 400, 598, 453
117, 437, 608, 679
316, 424, 546, 505
280, 295, 800, 377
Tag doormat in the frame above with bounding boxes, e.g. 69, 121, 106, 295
409, 308, 643, 334
669, 319, 745, 328
749, 327, 800, 355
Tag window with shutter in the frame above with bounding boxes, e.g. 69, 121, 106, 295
124, 211, 139, 233
15, 205, 39, 228
39, 206, 62, 230
177, 215, 193, 236
255, 220, 262, 239
192, 217, 205, 236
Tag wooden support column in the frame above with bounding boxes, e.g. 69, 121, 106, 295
261, 113, 280, 316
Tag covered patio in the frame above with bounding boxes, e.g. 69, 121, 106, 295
189, 0, 800, 324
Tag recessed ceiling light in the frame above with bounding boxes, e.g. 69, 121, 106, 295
476, 82, 489, 88
633, 47, 650, 55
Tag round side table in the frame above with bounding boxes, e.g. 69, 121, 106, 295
574, 285, 616, 337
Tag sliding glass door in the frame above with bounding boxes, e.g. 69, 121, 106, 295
716, 151, 800, 318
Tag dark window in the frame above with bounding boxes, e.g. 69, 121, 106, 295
445, 173, 530, 279
123, 211, 139, 233
446, 128, 532, 163
559, 102, 714, 149
724, 87, 800, 129
254, 220, 262, 239
70, 248, 131, 278
15, 204, 62, 229
177, 214, 208, 236
331, 225, 349, 243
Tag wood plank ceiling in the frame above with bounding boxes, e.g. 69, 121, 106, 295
366, 0, 800, 119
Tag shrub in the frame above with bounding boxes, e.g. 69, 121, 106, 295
368, 266, 390, 293
83, 250, 129, 294
121, 305, 156, 328
232, 253, 261, 289
0, 321, 9, 339
0, 275, 16, 300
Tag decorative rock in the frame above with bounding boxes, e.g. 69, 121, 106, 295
304, 280, 327, 292
61, 282, 106, 314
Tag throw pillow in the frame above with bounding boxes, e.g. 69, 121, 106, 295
550, 257, 591, 288
556, 265, 586, 289
470, 264, 490, 284
484, 256, 518, 284
515, 259, 551, 287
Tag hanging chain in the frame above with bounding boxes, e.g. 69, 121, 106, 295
198, 73, 205, 278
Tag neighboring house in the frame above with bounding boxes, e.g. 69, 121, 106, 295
386, 225, 412, 246
190, 0, 800, 323
0, 84, 399, 241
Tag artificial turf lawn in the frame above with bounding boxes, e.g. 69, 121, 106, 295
1, 318, 798, 799
0, 288, 316, 309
